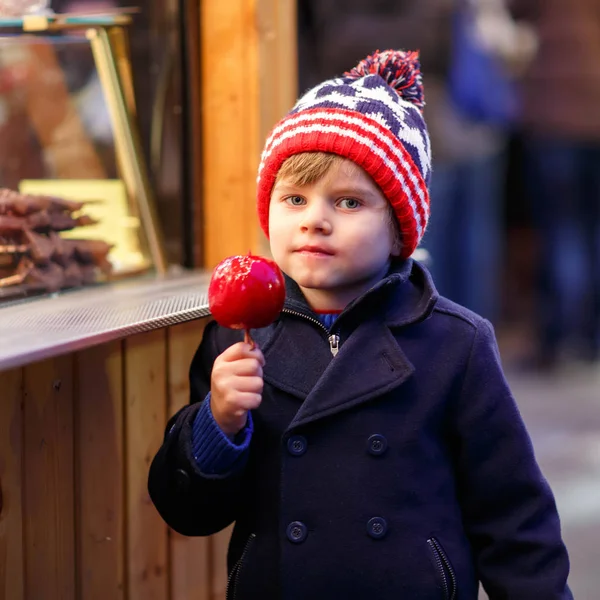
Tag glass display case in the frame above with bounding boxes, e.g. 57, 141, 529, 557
0, 10, 168, 303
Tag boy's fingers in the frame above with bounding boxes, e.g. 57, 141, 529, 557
221, 342, 265, 365
233, 376, 264, 394
230, 358, 263, 378
235, 392, 263, 411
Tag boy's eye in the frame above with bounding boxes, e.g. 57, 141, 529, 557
339, 198, 361, 209
285, 196, 305, 206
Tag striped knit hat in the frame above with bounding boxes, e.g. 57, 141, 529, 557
257, 49, 431, 259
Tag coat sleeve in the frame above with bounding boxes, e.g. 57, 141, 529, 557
452, 319, 572, 599
147, 320, 247, 536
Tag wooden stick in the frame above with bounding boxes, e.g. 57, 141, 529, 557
244, 329, 255, 350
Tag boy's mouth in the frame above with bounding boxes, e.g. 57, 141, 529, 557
295, 245, 335, 256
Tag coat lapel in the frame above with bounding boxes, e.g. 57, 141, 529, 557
251, 260, 435, 426
257, 318, 332, 401
288, 320, 415, 429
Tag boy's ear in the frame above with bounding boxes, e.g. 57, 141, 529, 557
390, 238, 403, 258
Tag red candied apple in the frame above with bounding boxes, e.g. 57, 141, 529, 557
208, 254, 285, 345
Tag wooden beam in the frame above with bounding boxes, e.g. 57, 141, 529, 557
200, 0, 297, 267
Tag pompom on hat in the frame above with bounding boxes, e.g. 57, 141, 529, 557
256, 49, 432, 259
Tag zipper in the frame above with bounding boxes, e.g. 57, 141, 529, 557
226, 533, 256, 600
427, 538, 457, 600
282, 308, 340, 356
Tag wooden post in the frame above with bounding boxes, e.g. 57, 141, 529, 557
200, 0, 297, 267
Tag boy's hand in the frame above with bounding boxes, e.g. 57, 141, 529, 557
210, 342, 265, 436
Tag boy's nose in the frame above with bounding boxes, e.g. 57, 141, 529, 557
299, 201, 332, 234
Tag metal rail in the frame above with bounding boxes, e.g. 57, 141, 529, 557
0, 271, 211, 370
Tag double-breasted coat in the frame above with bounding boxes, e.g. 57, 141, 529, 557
148, 260, 572, 599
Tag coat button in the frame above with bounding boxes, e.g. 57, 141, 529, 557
367, 517, 388, 539
173, 468, 190, 491
286, 521, 308, 543
287, 435, 307, 456
367, 434, 388, 456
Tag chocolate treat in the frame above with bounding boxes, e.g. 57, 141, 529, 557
66, 238, 112, 265
0, 188, 86, 215
80, 264, 98, 285
0, 188, 113, 299
0, 215, 26, 233
47, 232, 75, 265
25, 210, 52, 230
97, 257, 113, 275
63, 261, 83, 287
45, 195, 87, 213
24, 229, 54, 263
41, 212, 97, 232
75, 214, 98, 227
21, 260, 65, 292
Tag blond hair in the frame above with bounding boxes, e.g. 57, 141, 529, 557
274, 152, 403, 253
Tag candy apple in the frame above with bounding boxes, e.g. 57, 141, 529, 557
208, 253, 285, 346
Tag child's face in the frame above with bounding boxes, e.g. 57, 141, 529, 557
269, 158, 399, 310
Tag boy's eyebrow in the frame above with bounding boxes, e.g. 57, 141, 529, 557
273, 182, 380, 199
328, 186, 379, 198
272, 183, 301, 193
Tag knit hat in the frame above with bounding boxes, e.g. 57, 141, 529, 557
257, 49, 431, 259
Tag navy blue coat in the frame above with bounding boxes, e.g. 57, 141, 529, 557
148, 260, 572, 599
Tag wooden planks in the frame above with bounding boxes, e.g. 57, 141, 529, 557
168, 319, 212, 600
0, 320, 255, 599
0, 367, 24, 600
75, 342, 125, 600
124, 329, 169, 600
23, 356, 76, 600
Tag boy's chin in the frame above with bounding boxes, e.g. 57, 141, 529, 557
291, 275, 332, 290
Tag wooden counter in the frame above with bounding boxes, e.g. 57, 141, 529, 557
0, 274, 235, 600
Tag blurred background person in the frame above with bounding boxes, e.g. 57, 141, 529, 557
510, 0, 600, 369
297, 0, 532, 324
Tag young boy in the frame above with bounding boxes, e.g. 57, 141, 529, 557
148, 50, 572, 599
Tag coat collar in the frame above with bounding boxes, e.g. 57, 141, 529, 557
252, 260, 439, 428
282, 258, 438, 328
